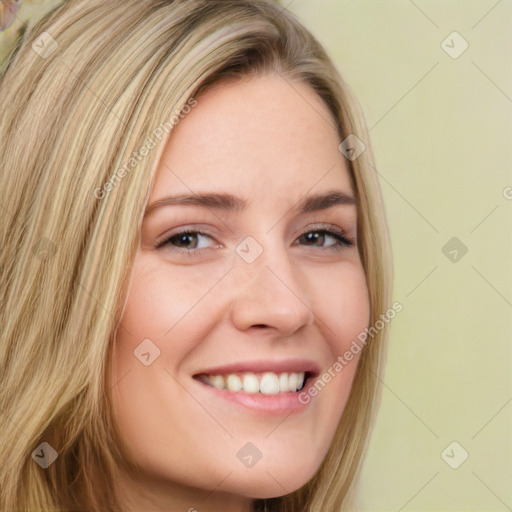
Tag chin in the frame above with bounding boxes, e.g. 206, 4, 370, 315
223, 458, 321, 499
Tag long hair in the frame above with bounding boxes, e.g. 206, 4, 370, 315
0, 1, 393, 510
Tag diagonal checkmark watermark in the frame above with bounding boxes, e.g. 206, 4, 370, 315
275, 70, 338, 132
472, 61, 512, 105
398, 472, 439, 511
470, 205, 500, 233
163, 266, 234, 335
369, 62, 439, 132
163, 367, 234, 438
58, 60, 128, 128
266, 469, 290, 494
162, 163, 236, 234
472, 471, 512, 511
266, 164, 337, 234
472, 397, 512, 439
369, 163, 439, 234
20, 229, 135, 339
102, 368, 133, 405
471, 265, 512, 308
408, 0, 439, 28
0, 202, 23, 231
5, 414, 30, 439
406, 266, 438, 298
263, 412, 293, 439
374, 371, 439, 438
472, 0, 503, 30
198, 470, 234, 503
62, 265, 133, 335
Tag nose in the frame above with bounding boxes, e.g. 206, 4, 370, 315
228, 242, 315, 336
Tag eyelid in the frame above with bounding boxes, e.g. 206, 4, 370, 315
155, 221, 355, 255
154, 227, 220, 250
294, 222, 355, 246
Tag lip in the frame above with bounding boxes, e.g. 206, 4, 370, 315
192, 358, 321, 377
191, 358, 320, 416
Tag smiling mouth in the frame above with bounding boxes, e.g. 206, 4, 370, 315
194, 371, 315, 395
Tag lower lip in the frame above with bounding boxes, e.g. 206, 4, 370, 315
194, 378, 312, 415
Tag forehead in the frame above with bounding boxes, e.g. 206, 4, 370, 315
151, 73, 353, 209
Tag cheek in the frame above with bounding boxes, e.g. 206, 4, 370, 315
310, 260, 370, 352
110, 258, 226, 478
297, 260, 369, 428
117, 256, 227, 349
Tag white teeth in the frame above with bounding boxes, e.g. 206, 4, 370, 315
288, 373, 298, 391
259, 372, 279, 395
242, 373, 259, 393
278, 372, 290, 392
226, 374, 242, 392
288, 373, 304, 391
210, 375, 225, 389
201, 371, 307, 394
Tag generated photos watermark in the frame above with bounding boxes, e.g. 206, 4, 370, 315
298, 301, 403, 404
93, 97, 198, 200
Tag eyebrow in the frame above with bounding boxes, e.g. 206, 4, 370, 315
144, 189, 356, 217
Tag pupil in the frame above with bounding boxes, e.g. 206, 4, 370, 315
179, 234, 196, 248
307, 232, 322, 245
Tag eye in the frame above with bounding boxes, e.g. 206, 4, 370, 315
155, 230, 218, 252
296, 226, 354, 250
154, 225, 354, 255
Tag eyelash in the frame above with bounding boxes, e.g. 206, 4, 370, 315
155, 225, 354, 254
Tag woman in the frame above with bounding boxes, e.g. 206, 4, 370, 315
0, 1, 393, 510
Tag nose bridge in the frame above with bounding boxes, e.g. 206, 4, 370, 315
228, 235, 315, 333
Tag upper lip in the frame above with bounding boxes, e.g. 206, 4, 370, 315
193, 358, 321, 377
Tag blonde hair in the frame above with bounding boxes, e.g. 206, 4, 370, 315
0, 1, 393, 510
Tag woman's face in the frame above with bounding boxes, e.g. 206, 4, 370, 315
112, 73, 370, 509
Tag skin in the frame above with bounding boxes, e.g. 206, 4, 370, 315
111, 72, 370, 512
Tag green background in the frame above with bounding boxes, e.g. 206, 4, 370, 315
1, 1, 511, 510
